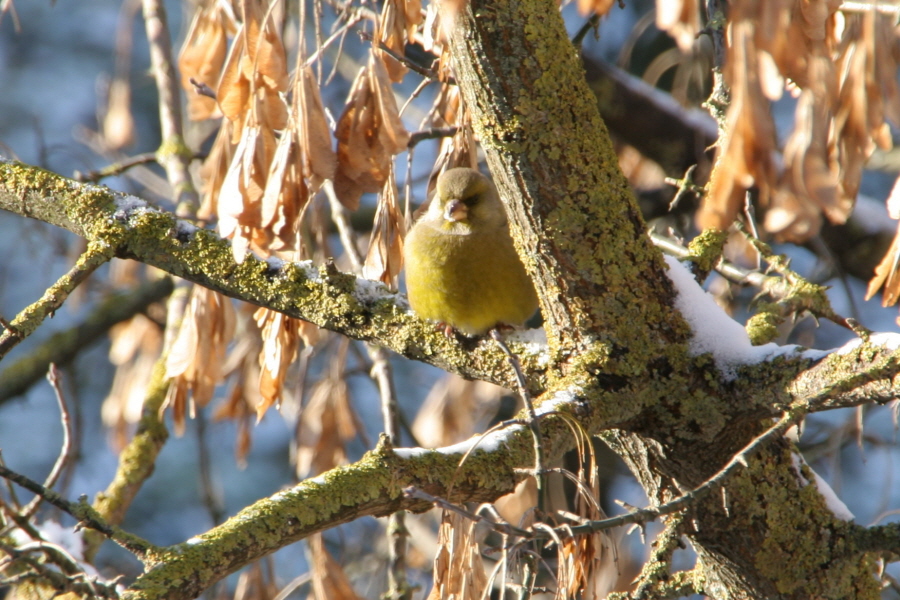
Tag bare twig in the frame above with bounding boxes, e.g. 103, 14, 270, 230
491, 330, 547, 512
0, 541, 120, 599
580, 411, 803, 535
302, 12, 365, 69
195, 411, 225, 526
407, 127, 459, 149
74, 152, 159, 183
187, 77, 216, 100
411, 410, 804, 543
571, 14, 600, 47
0, 463, 158, 560
21, 365, 76, 519
359, 30, 441, 80
404, 487, 533, 538
141, 0, 198, 217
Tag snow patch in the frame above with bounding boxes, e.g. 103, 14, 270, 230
664, 255, 803, 379
836, 332, 900, 355
114, 193, 148, 213
393, 388, 579, 458
354, 276, 404, 307
791, 453, 854, 521
264, 255, 285, 271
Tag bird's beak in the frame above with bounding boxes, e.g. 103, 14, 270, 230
443, 199, 468, 222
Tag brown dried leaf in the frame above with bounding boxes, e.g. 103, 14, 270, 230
833, 13, 900, 210
217, 27, 250, 133
308, 534, 365, 600
178, 4, 228, 121
232, 559, 279, 600
771, 79, 845, 240
212, 305, 264, 466
103, 314, 163, 449
656, 0, 701, 53
102, 77, 135, 150
371, 55, 410, 150
261, 123, 310, 250
363, 168, 406, 288
699, 20, 778, 231
198, 121, 235, 221
296, 65, 337, 189
254, 307, 314, 421
333, 54, 410, 210
866, 222, 900, 306
426, 510, 487, 600
219, 120, 278, 261
418, 1, 450, 55
217, 6, 289, 141
163, 287, 236, 435
295, 341, 358, 477
411, 375, 503, 448
553, 434, 619, 600
576, 0, 615, 17
377, 0, 410, 83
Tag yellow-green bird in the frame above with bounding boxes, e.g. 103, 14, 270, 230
404, 167, 539, 336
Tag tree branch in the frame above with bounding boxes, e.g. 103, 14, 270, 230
0, 463, 159, 561
0, 276, 174, 403
0, 159, 548, 393
0, 241, 115, 360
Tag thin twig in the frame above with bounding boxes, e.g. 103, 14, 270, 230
491, 330, 546, 513
407, 127, 459, 149
323, 179, 365, 271
577, 411, 803, 535
195, 410, 225, 526
571, 14, 600, 47
410, 410, 804, 542
74, 152, 159, 183
0, 463, 158, 560
141, 0, 198, 217
187, 77, 216, 100
0, 541, 120, 599
302, 12, 365, 69
359, 30, 441, 80
22, 364, 76, 519
404, 487, 533, 538
664, 164, 699, 211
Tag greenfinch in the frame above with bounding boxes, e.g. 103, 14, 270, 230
404, 167, 539, 336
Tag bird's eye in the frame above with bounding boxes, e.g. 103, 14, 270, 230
461, 193, 481, 207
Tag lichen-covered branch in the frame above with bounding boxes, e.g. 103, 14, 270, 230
84, 358, 171, 562
0, 159, 547, 392
0, 241, 116, 360
120, 429, 545, 600
0, 277, 174, 402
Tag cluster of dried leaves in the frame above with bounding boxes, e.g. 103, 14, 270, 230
99, 0, 488, 460
426, 427, 620, 600
578, 0, 900, 321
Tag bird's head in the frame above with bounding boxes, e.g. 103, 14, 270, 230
432, 167, 508, 232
